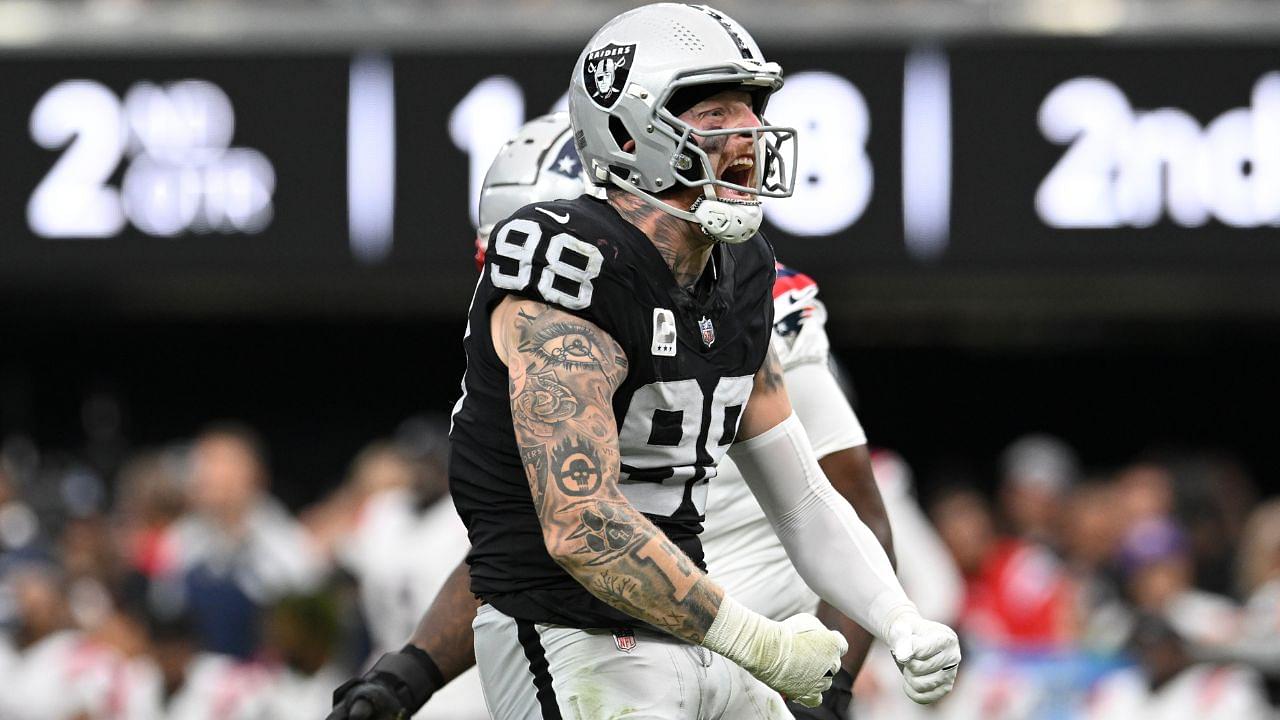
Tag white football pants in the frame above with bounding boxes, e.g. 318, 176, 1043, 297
472, 603, 791, 720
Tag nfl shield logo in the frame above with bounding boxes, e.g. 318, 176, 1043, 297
613, 629, 637, 653
698, 316, 716, 347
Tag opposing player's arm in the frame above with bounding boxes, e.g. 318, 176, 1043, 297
812, 447, 888, 703
491, 295, 724, 644
407, 560, 480, 682
735, 350, 906, 633
329, 562, 481, 720
733, 349, 960, 704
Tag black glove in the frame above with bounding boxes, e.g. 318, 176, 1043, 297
327, 645, 444, 720
785, 667, 854, 720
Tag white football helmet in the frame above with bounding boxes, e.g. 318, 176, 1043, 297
569, 3, 797, 244
476, 112, 589, 243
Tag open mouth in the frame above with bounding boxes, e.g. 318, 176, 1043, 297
716, 155, 756, 200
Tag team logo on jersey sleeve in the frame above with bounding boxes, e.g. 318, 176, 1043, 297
652, 308, 677, 356
699, 316, 716, 347
584, 44, 635, 109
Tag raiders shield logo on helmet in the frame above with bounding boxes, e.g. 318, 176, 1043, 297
583, 43, 636, 109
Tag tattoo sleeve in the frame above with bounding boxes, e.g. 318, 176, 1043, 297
495, 297, 723, 643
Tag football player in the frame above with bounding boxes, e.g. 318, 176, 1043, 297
330, 5, 959, 719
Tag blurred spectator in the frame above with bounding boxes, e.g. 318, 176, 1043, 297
169, 422, 325, 659
870, 450, 964, 623
998, 433, 1080, 548
7, 561, 73, 649
308, 420, 487, 720
79, 391, 128, 486
311, 424, 463, 656
853, 450, 963, 720
1114, 463, 1176, 528
1170, 455, 1257, 597
1236, 499, 1280, 606
0, 562, 125, 719
932, 647, 1051, 720
257, 593, 345, 720
932, 485, 1076, 648
114, 449, 187, 579
132, 603, 274, 720
60, 514, 123, 634
1060, 480, 1125, 580
1194, 498, 1280, 704
1061, 480, 1130, 653
0, 449, 44, 564
1084, 614, 1270, 720
1117, 517, 1238, 646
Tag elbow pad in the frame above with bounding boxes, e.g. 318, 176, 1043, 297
727, 412, 916, 640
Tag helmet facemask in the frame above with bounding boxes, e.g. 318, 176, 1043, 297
606, 73, 797, 244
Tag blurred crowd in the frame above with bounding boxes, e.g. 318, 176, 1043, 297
0, 415, 469, 720
859, 436, 1280, 720
0, 412, 1277, 719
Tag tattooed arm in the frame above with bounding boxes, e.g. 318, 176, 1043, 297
492, 297, 848, 704
490, 295, 724, 643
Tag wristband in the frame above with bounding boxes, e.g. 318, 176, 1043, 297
400, 644, 446, 694
700, 596, 776, 671
363, 645, 444, 713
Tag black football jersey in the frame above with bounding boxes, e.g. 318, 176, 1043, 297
449, 195, 775, 629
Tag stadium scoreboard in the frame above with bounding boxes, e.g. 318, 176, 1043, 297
2, 42, 1279, 315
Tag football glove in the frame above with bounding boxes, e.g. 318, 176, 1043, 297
702, 597, 848, 708
327, 645, 443, 720
885, 609, 961, 704
784, 667, 853, 720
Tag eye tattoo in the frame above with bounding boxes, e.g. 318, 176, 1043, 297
522, 322, 603, 371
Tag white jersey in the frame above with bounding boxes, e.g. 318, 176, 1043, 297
1085, 664, 1271, 720
702, 267, 867, 620
255, 664, 347, 720
0, 630, 124, 720
340, 488, 488, 720
147, 653, 275, 720
341, 489, 470, 654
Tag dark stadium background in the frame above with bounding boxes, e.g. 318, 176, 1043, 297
4, 317, 1275, 509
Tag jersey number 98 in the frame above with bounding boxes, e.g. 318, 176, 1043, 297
490, 218, 604, 310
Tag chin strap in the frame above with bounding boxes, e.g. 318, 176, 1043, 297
689, 195, 762, 245
609, 173, 762, 244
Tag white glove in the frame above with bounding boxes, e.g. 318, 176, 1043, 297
885, 608, 961, 704
702, 596, 848, 707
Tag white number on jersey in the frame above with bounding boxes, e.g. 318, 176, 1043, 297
489, 218, 604, 310
616, 375, 753, 516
